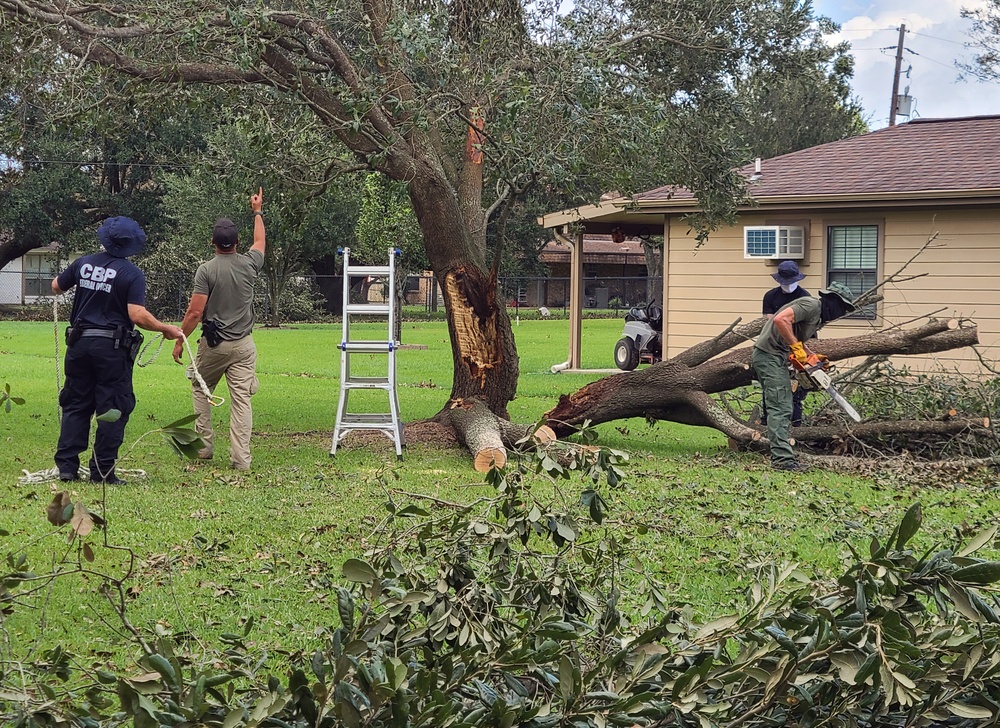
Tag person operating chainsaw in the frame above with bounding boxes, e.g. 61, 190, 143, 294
751, 281, 857, 472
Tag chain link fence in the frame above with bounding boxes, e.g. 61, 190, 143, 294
1, 269, 660, 323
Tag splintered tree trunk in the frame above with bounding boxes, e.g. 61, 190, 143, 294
436, 266, 519, 417
544, 317, 981, 450
405, 158, 519, 419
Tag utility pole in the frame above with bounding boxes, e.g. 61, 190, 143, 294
889, 23, 906, 126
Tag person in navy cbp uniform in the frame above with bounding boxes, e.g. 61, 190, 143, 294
760, 261, 811, 427
51, 217, 184, 484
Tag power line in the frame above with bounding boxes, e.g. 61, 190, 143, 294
0, 158, 199, 170
825, 26, 898, 33
909, 51, 962, 72
909, 31, 968, 47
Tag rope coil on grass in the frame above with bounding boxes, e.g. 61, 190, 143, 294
24, 330, 223, 484
19, 468, 148, 486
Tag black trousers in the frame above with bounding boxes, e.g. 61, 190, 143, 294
55, 337, 136, 480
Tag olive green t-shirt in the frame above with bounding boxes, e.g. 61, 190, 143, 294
193, 249, 264, 341
754, 296, 822, 356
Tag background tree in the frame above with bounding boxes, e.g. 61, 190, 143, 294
735, 17, 868, 158
152, 106, 362, 325
962, 0, 1000, 82
0, 0, 862, 421
0, 72, 213, 269
354, 172, 428, 339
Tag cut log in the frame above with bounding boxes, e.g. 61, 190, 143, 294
445, 397, 507, 472
495, 418, 557, 448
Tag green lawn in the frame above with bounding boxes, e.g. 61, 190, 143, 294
0, 319, 997, 669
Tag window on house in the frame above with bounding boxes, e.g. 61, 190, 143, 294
23, 255, 55, 297
406, 275, 421, 293
585, 263, 599, 278
827, 224, 878, 319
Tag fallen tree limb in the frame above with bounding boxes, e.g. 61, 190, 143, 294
444, 398, 508, 471
544, 320, 980, 449
791, 417, 990, 442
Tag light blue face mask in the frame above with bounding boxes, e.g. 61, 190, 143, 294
780, 282, 799, 294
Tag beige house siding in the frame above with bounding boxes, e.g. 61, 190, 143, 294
661, 209, 1000, 372
881, 208, 1000, 370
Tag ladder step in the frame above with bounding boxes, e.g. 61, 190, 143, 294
345, 266, 391, 277
340, 341, 394, 353
345, 303, 390, 316
339, 414, 397, 427
343, 377, 392, 389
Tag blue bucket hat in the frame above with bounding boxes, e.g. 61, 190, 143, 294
97, 216, 147, 258
771, 260, 806, 283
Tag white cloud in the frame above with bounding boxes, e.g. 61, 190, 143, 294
819, 1, 1000, 128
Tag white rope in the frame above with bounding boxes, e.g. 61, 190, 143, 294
136, 335, 164, 368
53, 297, 61, 409
181, 333, 225, 408
18, 467, 148, 486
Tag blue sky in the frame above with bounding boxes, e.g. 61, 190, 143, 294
813, 0, 1000, 128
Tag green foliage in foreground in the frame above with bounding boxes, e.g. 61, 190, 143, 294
2, 440, 999, 727
1, 320, 999, 726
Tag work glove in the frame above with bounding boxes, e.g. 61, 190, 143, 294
789, 341, 810, 366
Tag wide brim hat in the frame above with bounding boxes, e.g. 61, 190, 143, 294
771, 261, 806, 283
97, 216, 147, 258
819, 281, 858, 312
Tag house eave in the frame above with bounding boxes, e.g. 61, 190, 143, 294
537, 199, 661, 232
632, 189, 1000, 215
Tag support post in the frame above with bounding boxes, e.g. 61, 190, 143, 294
568, 228, 583, 369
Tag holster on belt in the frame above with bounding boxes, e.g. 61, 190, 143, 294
127, 330, 144, 362
65, 326, 82, 347
201, 319, 223, 348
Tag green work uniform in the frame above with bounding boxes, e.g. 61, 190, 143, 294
752, 297, 823, 466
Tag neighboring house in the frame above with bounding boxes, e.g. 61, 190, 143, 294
539, 235, 648, 308
0, 244, 72, 305
540, 115, 1000, 372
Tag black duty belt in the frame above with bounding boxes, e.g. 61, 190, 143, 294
78, 329, 117, 339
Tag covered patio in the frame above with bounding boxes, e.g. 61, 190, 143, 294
537, 200, 670, 373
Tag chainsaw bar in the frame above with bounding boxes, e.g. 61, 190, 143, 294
824, 385, 862, 422
809, 367, 862, 422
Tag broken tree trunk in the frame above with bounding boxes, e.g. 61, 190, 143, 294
544, 317, 980, 451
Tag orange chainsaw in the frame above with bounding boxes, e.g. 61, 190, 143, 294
788, 351, 862, 422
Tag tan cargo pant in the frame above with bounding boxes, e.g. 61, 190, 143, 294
191, 335, 258, 469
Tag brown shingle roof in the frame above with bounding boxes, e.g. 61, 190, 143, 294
635, 115, 1000, 204
539, 236, 645, 263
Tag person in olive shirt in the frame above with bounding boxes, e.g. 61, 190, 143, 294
752, 282, 856, 471
173, 188, 266, 470
761, 261, 811, 426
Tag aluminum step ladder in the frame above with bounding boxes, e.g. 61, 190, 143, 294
331, 247, 404, 460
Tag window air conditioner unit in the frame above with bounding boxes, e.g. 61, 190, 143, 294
744, 226, 805, 260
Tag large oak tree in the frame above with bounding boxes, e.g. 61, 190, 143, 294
0, 0, 861, 419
